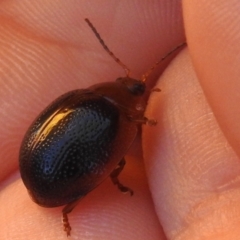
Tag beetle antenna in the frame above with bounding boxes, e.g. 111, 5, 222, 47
85, 18, 131, 77
141, 42, 186, 82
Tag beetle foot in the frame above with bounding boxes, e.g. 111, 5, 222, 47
62, 199, 82, 237
138, 117, 157, 126
128, 116, 157, 126
111, 176, 134, 196
62, 213, 71, 237
151, 87, 161, 92
117, 183, 134, 196
145, 118, 157, 126
110, 158, 134, 196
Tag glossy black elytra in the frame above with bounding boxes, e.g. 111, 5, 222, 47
19, 18, 185, 236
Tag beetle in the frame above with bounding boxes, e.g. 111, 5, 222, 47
19, 18, 185, 236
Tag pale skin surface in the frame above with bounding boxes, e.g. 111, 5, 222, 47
0, 0, 240, 239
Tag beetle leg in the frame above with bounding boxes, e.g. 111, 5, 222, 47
62, 199, 81, 236
151, 87, 161, 92
110, 158, 133, 196
128, 116, 157, 126
141, 117, 157, 126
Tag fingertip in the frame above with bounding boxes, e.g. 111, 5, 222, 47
183, 0, 240, 157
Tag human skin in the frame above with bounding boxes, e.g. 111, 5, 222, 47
0, 0, 240, 239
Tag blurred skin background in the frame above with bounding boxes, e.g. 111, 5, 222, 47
1, 0, 240, 239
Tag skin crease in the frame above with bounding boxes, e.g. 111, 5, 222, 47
0, 1, 240, 240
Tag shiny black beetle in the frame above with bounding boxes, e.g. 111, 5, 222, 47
19, 18, 184, 236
